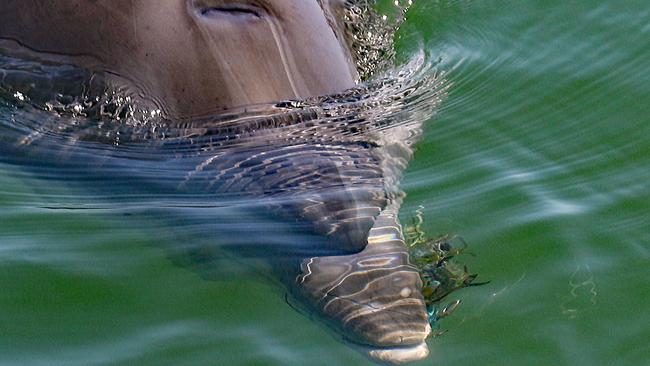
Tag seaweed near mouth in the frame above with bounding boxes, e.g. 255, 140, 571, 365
404, 207, 489, 335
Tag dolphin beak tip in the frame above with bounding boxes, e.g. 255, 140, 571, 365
364, 342, 430, 365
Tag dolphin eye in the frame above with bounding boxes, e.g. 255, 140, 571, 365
199, 5, 263, 20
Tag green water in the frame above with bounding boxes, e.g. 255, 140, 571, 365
1, 1, 649, 365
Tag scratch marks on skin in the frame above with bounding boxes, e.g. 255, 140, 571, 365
131, 0, 138, 46
263, 16, 305, 98
298, 257, 316, 284
325, 292, 422, 320
340, 297, 423, 325
321, 265, 417, 308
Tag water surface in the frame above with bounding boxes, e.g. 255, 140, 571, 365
2, 1, 650, 365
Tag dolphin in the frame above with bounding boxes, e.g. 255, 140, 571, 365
0, 1, 441, 364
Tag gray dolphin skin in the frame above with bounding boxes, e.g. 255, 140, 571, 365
0, 1, 440, 364
0, 0, 358, 117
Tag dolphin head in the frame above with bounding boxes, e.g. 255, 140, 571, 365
0, 0, 357, 117
0, 1, 434, 364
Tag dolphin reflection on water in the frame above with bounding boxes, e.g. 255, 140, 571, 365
0, 0, 448, 364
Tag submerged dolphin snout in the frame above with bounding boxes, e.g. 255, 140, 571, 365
291, 209, 431, 364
